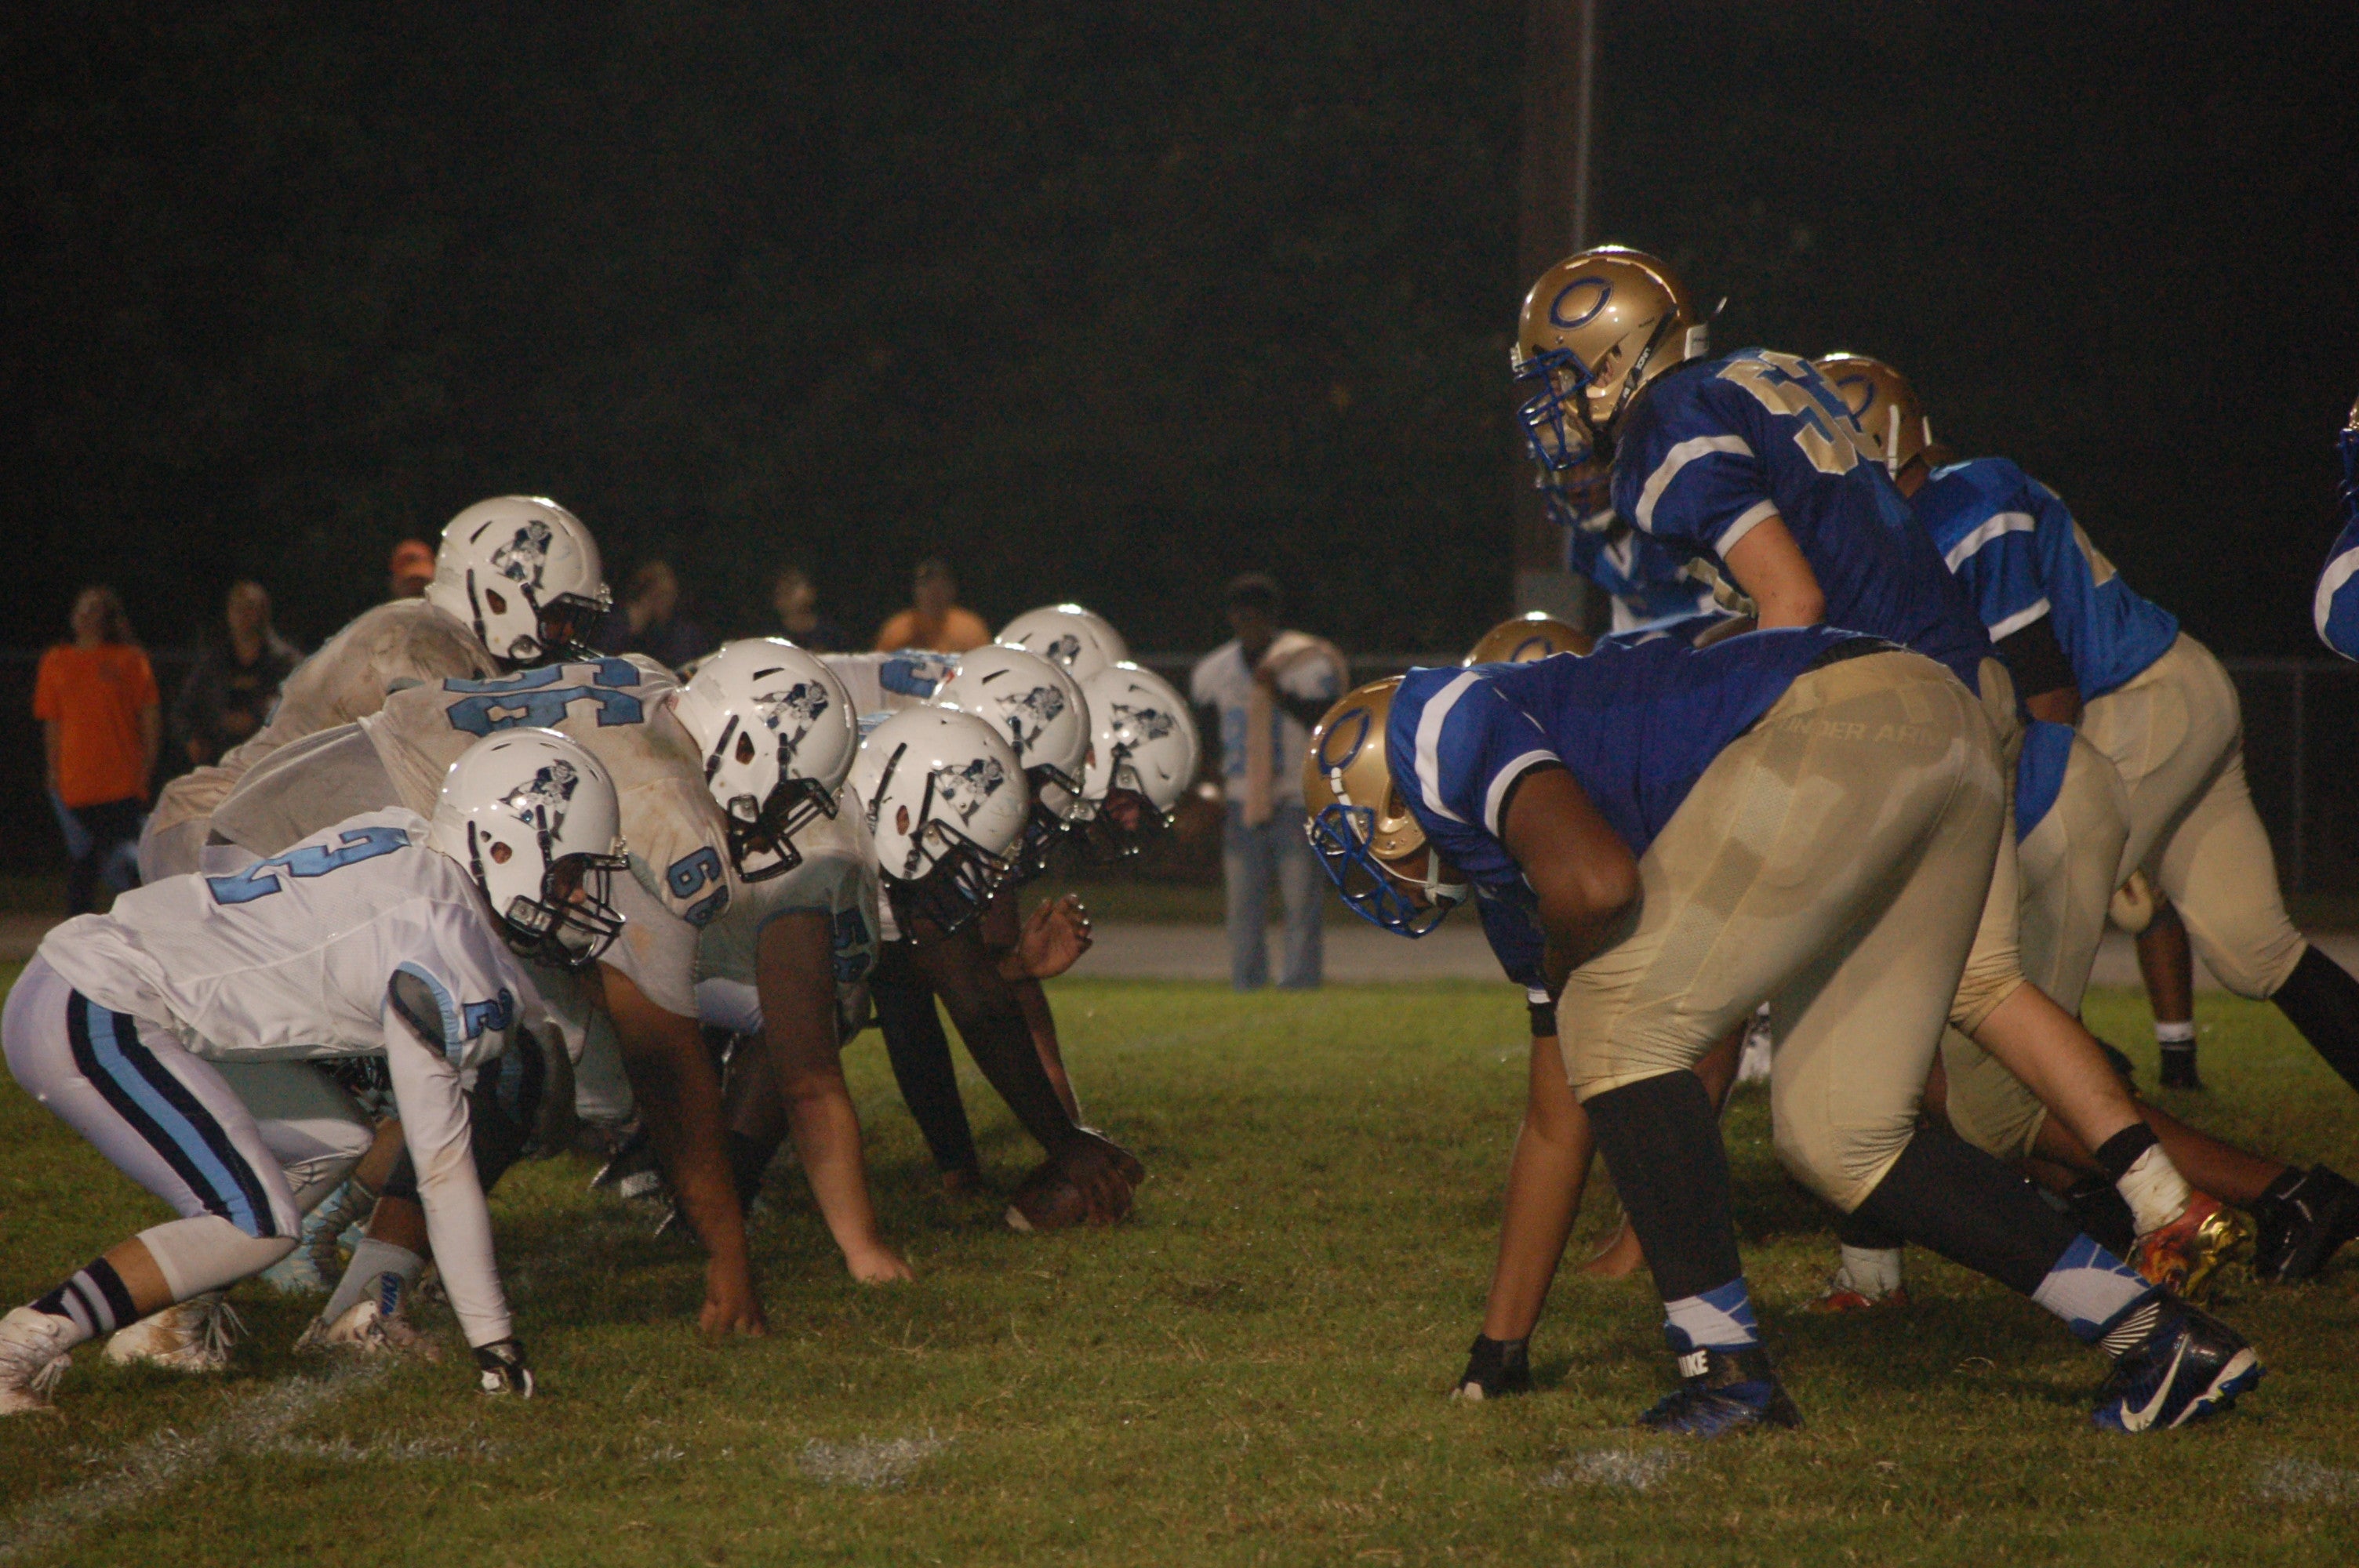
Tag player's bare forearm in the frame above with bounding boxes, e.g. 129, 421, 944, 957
1013, 975, 1081, 1121
600, 963, 764, 1336
757, 913, 908, 1282
1722, 514, 1826, 628
1505, 769, 1640, 987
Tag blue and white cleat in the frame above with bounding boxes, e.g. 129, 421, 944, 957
2092, 1302, 2262, 1432
1636, 1346, 1802, 1437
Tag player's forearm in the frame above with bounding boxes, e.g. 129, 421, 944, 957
384, 1043, 511, 1347
1012, 975, 1081, 1121
778, 1073, 893, 1264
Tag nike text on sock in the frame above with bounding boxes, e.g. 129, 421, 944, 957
1837, 1244, 1904, 1298
1663, 1278, 1760, 1357
32, 1260, 135, 1340
2031, 1234, 2155, 1342
2116, 1144, 2194, 1236
2155, 1021, 2196, 1047
320, 1238, 423, 1326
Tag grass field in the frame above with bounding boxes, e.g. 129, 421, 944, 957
4, 967, 2358, 1566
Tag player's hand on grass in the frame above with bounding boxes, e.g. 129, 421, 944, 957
1002, 895, 1093, 982
845, 1243, 916, 1284
1054, 1127, 1144, 1224
700, 1260, 769, 1339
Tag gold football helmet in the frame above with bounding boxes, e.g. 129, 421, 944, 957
1467, 612, 1593, 666
1514, 246, 1709, 471
1814, 354, 1934, 478
1301, 680, 1466, 936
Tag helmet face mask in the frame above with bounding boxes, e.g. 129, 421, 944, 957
849, 708, 1030, 937
1307, 802, 1460, 938
482, 840, 629, 968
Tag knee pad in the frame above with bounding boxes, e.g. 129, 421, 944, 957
136, 1215, 296, 1301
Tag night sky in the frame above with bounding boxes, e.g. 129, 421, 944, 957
10, 2, 2357, 656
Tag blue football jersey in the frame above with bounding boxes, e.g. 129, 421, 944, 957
1387, 627, 1871, 899
1915, 458, 2179, 699
2315, 515, 2359, 661
1563, 515, 1719, 632
1612, 350, 1994, 692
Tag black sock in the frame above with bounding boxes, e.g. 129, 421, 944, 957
33, 1259, 136, 1338
2271, 946, 2359, 1093
1836, 1204, 1906, 1251
1583, 1072, 1743, 1303
1854, 1120, 2084, 1298
726, 1130, 778, 1210
2092, 1123, 2160, 1185
872, 975, 982, 1175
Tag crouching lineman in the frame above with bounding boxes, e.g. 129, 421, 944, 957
0, 730, 615, 1412
1306, 636, 2264, 1435
138, 495, 609, 882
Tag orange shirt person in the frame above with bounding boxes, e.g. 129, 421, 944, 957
874, 557, 990, 653
34, 586, 162, 913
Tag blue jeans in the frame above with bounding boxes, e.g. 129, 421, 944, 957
1223, 801, 1324, 990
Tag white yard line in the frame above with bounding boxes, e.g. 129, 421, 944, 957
0, 1361, 386, 1564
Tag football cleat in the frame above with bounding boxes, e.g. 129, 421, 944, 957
1451, 1334, 1532, 1400
2130, 1192, 2252, 1300
0, 1306, 77, 1416
473, 1338, 535, 1397
104, 1292, 242, 1374
1636, 1346, 1803, 1437
262, 1180, 373, 1295
294, 1284, 445, 1363
2252, 1165, 2359, 1283
2157, 1043, 2202, 1091
591, 1124, 667, 1207
1807, 1279, 1911, 1314
2091, 1302, 2262, 1432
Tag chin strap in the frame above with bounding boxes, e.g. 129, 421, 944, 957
1409, 848, 1468, 912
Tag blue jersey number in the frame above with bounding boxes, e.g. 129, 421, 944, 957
205, 826, 411, 906
664, 847, 729, 927
442, 659, 647, 736
1718, 352, 1863, 477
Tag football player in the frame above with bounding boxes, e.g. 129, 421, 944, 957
1306, 643, 2263, 1435
0, 730, 610, 1412
138, 496, 609, 884
1512, 247, 2248, 1290
214, 643, 879, 1341
2314, 394, 2359, 660
1829, 355, 2359, 1283
1543, 464, 1721, 633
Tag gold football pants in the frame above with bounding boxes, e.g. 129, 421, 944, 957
1558, 650, 2005, 1212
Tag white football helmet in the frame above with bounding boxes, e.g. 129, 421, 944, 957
1077, 662, 1200, 860
995, 604, 1130, 688
672, 640, 858, 882
425, 496, 611, 667
846, 707, 1028, 934
929, 644, 1090, 876
428, 729, 629, 969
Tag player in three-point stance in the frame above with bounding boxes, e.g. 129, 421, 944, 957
0, 729, 619, 1413
1305, 638, 2263, 1435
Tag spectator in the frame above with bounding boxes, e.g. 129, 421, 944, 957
612, 559, 711, 672
874, 557, 990, 652
171, 580, 304, 768
1188, 573, 1347, 990
771, 564, 849, 652
34, 586, 161, 914
387, 539, 436, 600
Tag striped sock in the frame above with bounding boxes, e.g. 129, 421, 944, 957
33, 1259, 136, 1339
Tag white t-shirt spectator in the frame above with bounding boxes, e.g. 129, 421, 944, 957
1189, 638, 1345, 809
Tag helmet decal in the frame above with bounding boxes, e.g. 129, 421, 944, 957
1510, 635, 1554, 660
1550, 277, 1612, 330
503, 758, 581, 830
1113, 702, 1176, 742
754, 680, 831, 734
1315, 706, 1373, 771
931, 755, 1010, 822
489, 520, 555, 589
1040, 633, 1082, 665
1002, 684, 1067, 732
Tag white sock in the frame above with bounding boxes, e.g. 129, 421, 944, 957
1836, 1244, 1904, 1298
2156, 1020, 2195, 1047
2117, 1145, 2194, 1236
319, 1239, 423, 1326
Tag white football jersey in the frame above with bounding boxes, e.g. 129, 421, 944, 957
361, 655, 812, 1017
822, 651, 960, 717
693, 802, 881, 1038
40, 809, 553, 1070
148, 600, 496, 837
